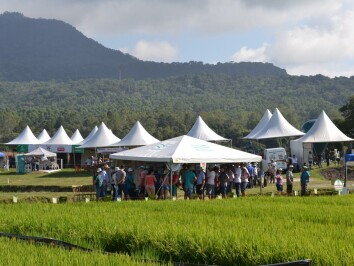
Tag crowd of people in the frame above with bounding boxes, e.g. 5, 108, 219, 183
92, 161, 312, 200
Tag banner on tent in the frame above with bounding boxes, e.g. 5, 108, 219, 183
40, 145, 72, 153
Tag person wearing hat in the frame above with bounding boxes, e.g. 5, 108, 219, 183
300, 165, 310, 196
286, 165, 294, 196
93, 168, 104, 200
100, 164, 110, 197
268, 159, 277, 184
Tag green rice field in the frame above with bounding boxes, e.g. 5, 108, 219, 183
0, 196, 353, 265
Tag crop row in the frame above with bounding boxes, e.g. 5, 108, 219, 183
0, 196, 353, 265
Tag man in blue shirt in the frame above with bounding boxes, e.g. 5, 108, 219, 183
300, 166, 310, 196
247, 163, 254, 188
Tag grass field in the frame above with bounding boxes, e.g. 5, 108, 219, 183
0, 196, 353, 265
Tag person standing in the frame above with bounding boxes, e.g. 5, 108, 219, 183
111, 167, 119, 201
292, 155, 298, 172
240, 164, 250, 197
93, 168, 104, 200
206, 166, 216, 199
308, 151, 313, 170
234, 164, 242, 197
218, 166, 229, 198
247, 163, 254, 188
227, 166, 235, 194
115, 166, 127, 200
196, 166, 206, 199
300, 166, 310, 196
275, 169, 283, 195
317, 153, 323, 168
126, 168, 136, 199
184, 167, 196, 200
101, 164, 110, 197
269, 159, 277, 184
325, 148, 330, 167
145, 169, 157, 197
286, 165, 294, 196
171, 171, 180, 198
139, 166, 148, 197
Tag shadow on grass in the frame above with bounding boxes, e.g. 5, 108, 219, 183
42, 170, 92, 178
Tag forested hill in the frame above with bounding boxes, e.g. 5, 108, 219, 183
0, 74, 353, 148
0, 12, 287, 81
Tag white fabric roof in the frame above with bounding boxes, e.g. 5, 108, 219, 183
78, 122, 120, 148
43, 126, 74, 145
6, 125, 41, 145
110, 135, 262, 163
70, 129, 84, 144
24, 147, 56, 157
187, 116, 229, 142
77, 126, 98, 145
252, 108, 305, 139
244, 109, 272, 139
111, 121, 159, 147
296, 110, 353, 143
37, 129, 51, 144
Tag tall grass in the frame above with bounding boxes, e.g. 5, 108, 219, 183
0, 238, 164, 266
0, 196, 353, 265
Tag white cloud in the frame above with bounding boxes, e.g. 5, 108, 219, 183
231, 44, 268, 63
130, 40, 178, 62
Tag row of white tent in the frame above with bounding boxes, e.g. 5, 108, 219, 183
5, 116, 260, 164
244, 108, 353, 166
244, 108, 352, 142
5, 116, 229, 148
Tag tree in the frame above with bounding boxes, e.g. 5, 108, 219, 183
337, 94, 354, 138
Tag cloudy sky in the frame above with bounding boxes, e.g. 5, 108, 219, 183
1, 0, 354, 77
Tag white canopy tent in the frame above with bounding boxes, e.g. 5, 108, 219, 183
78, 122, 120, 148
244, 109, 272, 139
110, 135, 262, 163
37, 129, 51, 144
77, 126, 98, 145
24, 147, 57, 158
187, 116, 230, 142
6, 125, 41, 145
43, 126, 74, 145
70, 129, 84, 144
111, 121, 159, 147
252, 108, 305, 140
296, 111, 353, 143
290, 111, 353, 166
110, 135, 261, 199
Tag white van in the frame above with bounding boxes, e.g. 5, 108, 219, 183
262, 148, 288, 172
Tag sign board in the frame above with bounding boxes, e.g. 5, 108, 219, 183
17, 145, 28, 153
334, 179, 344, 191
72, 145, 84, 154
41, 145, 72, 153
97, 147, 124, 154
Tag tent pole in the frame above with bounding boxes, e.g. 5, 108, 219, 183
169, 162, 173, 200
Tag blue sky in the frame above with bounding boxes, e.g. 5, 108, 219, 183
1, 0, 354, 77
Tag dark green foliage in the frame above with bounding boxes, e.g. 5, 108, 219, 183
0, 74, 352, 150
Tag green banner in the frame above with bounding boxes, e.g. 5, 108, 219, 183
17, 145, 28, 153
72, 145, 84, 154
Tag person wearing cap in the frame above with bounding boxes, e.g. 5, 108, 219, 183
275, 168, 283, 195
286, 165, 294, 196
300, 165, 310, 196
93, 168, 104, 200
126, 168, 136, 199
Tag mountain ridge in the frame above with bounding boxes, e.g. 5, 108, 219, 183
0, 12, 287, 81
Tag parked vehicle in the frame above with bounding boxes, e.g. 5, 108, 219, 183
262, 148, 288, 172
